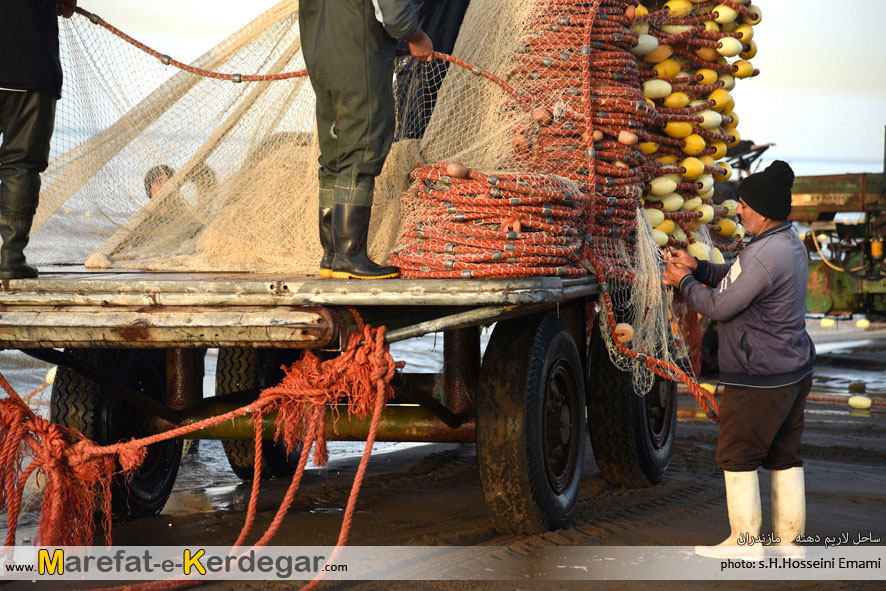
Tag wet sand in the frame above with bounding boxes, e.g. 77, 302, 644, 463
3, 325, 885, 590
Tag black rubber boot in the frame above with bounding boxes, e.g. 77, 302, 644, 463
0, 91, 54, 281
318, 206, 334, 277
331, 204, 399, 279
0, 215, 38, 279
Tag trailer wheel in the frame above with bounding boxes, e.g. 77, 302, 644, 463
216, 347, 302, 480
476, 312, 586, 534
50, 349, 182, 519
586, 322, 677, 488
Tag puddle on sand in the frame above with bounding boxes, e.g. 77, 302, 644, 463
811, 366, 886, 397
162, 440, 430, 516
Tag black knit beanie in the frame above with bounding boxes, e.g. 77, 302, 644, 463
737, 160, 794, 221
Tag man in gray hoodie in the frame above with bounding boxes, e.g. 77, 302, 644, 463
662, 160, 814, 556
299, 0, 433, 279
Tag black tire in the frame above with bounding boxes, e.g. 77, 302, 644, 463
221, 439, 302, 481
50, 349, 182, 520
476, 312, 586, 534
586, 321, 677, 488
216, 347, 302, 480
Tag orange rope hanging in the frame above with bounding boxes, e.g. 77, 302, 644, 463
0, 311, 401, 563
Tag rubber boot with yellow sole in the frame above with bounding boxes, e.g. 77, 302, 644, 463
695, 470, 763, 559
331, 203, 399, 279
318, 205, 333, 278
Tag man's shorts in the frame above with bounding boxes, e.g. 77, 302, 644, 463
715, 374, 813, 471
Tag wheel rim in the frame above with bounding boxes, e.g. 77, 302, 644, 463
542, 359, 580, 494
645, 378, 674, 449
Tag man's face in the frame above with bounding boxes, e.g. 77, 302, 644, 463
737, 198, 763, 236
149, 175, 169, 199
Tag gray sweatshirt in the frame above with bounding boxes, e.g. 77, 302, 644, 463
371, 0, 420, 39
678, 222, 815, 388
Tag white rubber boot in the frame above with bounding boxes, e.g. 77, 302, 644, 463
695, 470, 763, 559
769, 467, 806, 557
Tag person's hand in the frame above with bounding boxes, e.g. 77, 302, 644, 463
663, 246, 698, 270
57, 0, 77, 18
405, 29, 434, 62
662, 262, 691, 287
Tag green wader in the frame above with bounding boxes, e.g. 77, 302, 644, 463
0, 90, 56, 279
299, 0, 397, 208
299, 0, 400, 279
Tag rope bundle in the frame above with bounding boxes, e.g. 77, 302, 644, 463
391, 163, 591, 278
0, 313, 399, 557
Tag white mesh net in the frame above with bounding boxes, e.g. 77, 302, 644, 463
31, 0, 757, 391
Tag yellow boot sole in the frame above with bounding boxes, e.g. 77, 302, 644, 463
320, 268, 332, 278
331, 270, 400, 280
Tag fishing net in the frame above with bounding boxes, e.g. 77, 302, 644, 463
31, 0, 759, 392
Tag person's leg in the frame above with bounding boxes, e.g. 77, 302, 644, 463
697, 382, 808, 557
765, 375, 812, 550
314, 90, 336, 277
0, 90, 56, 279
696, 386, 764, 556
322, 0, 399, 279
299, 1, 338, 277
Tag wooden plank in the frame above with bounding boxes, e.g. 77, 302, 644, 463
0, 275, 598, 307
0, 306, 333, 348
0, 273, 599, 347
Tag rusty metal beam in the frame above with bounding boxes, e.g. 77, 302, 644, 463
393, 373, 463, 428
0, 306, 336, 348
790, 173, 886, 222
443, 328, 479, 418
166, 349, 204, 411
156, 403, 475, 443
382, 303, 550, 344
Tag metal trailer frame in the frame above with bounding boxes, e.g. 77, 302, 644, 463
0, 271, 598, 442
0, 269, 678, 533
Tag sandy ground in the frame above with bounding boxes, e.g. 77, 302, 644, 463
4, 326, 885, 591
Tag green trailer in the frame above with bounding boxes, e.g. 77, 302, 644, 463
790, 166, 886, 318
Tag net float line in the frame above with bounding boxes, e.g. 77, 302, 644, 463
73, 7, 308, 82
807, 396, 886, 409
577, 0, 721, 417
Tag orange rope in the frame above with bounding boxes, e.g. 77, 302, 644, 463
0, 312, 401, 567
89, 317, 399, 591
808, 395, 885, 408
73, 7, 308, 82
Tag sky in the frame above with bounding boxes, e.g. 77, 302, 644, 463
79, 0, 886, 176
